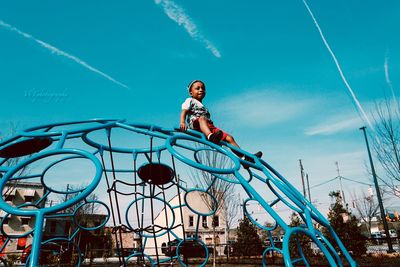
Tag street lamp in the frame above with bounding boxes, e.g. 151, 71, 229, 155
360, 126, 395, 253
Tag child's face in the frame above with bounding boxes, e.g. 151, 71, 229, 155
189, 81, 206, 101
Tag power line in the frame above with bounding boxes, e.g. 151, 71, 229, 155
310, 176, 338, 189
309, 175, 373, 190
340, 176, 372, 187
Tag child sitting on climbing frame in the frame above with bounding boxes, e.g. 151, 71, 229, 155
180, 79, 262, 163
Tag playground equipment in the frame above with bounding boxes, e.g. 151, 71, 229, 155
0, 119, 356, 266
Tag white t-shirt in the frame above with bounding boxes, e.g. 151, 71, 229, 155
181, 98, 212, 129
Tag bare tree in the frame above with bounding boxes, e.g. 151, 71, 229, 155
53, 184, 101, 259
190, 148, 236, 267
222, 192, 239, 260
57, 184, 100, 215
351, 189, 386, 234
371, 99, 400, 198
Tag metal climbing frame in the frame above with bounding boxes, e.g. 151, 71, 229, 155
0, 119, 356, 267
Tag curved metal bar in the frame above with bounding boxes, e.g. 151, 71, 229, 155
40, 154, 88, 194
0, 149, 102, 267
82, 125, 167, 154
283, 227, 338, 267
25, 237, 83, 267
125, 196, 176, 238
125, 252, 154, 266
73, 200, 110, 231
265, 178, 304, 214
327, 227, 357, 267
262, 247, 283, 267
176, 238, 209, 267
166, 134, 240, 174
0, 120, 356, 267
234, 170, 290, 231
0, 203, 39, 239
21, 119, 122, 137
243, 198, 277, 231
0, 149, 102, 215
184, 188, 218, 216
313, 229, 344, 267
260, 159, 330, 226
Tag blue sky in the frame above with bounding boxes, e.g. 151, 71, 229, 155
1, 0, 400, 217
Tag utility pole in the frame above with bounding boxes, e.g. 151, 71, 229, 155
335, 162, 347, 207
360, 126, 395, 253
64, 184, 70, 202
239, 194, 248, 220
306, 173, 312, 202
299, 160, 307, 198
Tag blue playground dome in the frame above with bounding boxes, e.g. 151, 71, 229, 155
0, 119, 356, 267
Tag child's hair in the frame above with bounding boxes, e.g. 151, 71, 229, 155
187, 80, 205, 92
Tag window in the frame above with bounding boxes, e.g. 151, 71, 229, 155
202, 216, 208, 228
5, 195, 14, 202
161, 242, 167, 253
212, 216, 219, 227
215, 235, 220, 245
50, 221, 57, 233
24, 196, 34, 202
64, 221, 71, 234
189, 215, 194, 227
21, 218, 30, 225
23, 189, 36, 202
4, 189, 16, 202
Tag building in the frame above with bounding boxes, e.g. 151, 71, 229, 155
0, 182, 46, 254
42, 207, 109, 257
103, 226, 142, 255
143, 190, 228, 257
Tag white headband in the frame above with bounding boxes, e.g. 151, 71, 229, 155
187, 80, 204, 91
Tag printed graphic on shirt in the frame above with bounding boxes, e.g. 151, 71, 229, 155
182, 98, 212, 129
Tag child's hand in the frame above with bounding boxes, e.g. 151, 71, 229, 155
180, 122, 187, 131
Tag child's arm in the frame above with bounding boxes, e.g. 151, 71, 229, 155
180, 109, 188, 131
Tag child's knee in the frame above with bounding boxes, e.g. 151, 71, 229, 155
225, 135, 234, 143
198, 116, 207, 123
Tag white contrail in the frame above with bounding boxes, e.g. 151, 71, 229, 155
384, 52, 399, 113
384, 54, 394, 99
302, 0, 373, 129
0, 20, 129, 89
154, 0, 221, 58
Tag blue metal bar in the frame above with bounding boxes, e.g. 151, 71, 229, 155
28, 212, 44, 267
0, 120, 357, 267
56, 131, 68, 149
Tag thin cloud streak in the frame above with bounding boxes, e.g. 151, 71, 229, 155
154, 0, 221, 58
213, 88, 316, 128
384, 52, 399, 113
305, 116, 362, 136
0, 20, 129, 89
302, 0, 373, 130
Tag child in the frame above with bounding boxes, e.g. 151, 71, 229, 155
180, 80, 262, 163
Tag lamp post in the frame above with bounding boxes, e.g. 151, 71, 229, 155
360, 126, 395, 253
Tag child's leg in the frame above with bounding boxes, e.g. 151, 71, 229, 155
225, 135, 244, 158
225, 135, 240, 148
197, 117, 223, 143
225, 135, 263, 164
197, 117, 212, 136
